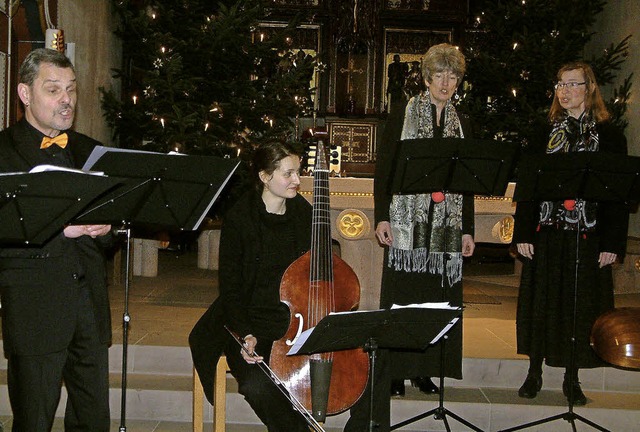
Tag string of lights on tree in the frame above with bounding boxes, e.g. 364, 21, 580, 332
101, 0, 319, 158
459, 0, 631, 145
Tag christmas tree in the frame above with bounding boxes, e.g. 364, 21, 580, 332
461, 0, 631, 144
101, 0, 316, 158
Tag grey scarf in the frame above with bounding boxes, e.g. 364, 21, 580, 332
388, 91, 465, 286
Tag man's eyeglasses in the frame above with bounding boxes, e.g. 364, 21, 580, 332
554, 81, 586, 90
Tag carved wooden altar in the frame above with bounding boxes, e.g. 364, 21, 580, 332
297, 177, 517, 310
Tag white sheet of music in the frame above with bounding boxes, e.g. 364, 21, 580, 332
391, 302, 459, 310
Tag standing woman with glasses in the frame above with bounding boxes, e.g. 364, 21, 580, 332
514, 62, 629, 405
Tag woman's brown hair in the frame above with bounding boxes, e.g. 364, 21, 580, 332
548, 61, 610, 123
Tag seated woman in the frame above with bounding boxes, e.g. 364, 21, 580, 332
189, 141, 312, 431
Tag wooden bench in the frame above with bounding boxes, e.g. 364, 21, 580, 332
193, 355, 230, 432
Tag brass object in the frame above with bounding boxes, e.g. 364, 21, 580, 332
337, 209, 369, 240
590, 307, 640, 369
634, 257, 640, 271
491, 216, 514, 244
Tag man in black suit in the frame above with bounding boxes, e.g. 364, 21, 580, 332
0, 48, 113, 431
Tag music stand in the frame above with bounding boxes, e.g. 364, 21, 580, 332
500, 151, 640, 432
0, 169, 124, 245
288, 306, 462, 432
389, 137, 517, 197
387, 137, 517, 431
75, 147, 240, 432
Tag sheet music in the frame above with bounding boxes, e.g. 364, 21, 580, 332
192, 160, 240, 229
327, 309, 382, 315
286, 327, 314, 356
82, 145, 161, 171
29, 164, 105, 176
391, 302, 460, 310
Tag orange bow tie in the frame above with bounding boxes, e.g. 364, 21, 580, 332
40, 133, 68, 149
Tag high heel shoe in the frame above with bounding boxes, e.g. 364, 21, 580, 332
518, 374, 543, 399
563, 378, 587, 406
411, 377, 439, 394
390, 379, 405, 397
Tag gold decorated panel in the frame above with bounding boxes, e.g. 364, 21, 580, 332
299, 177, 374, 210
336, 209, 371, 240
328, 122, 376, 164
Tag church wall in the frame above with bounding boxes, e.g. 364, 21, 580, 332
59, 0, 121, 146
587, 1, 640, 237
587, 1, 640, 291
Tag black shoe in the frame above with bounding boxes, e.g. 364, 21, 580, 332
518, 375, 543, 399
390, 379, 405, 397
563, 379, 587, 406
411, 377, 439, 394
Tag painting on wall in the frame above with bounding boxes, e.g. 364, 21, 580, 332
382, 28, 451, 111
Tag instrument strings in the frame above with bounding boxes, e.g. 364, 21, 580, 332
310, 141, 336, 362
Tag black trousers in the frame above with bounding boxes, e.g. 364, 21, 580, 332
7, 283, 110, 432
224, 337, 310, 432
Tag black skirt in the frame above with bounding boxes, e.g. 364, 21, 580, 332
516, 228, 614, 368
380, 254, 463, 380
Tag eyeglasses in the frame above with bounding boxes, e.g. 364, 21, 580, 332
554, 81, 586, 90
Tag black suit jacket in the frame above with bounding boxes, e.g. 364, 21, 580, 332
0, 119, 112, 356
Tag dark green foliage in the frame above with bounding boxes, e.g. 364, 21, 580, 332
101, 0, 315, 158
461, 0, 631, 145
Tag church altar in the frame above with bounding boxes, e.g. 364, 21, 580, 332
195, 177, 516, 309
296, 177, 517, 310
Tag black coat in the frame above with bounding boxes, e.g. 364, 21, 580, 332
189, 190, 312, 403
0, 119, 112, 356
513, 120, 630, 368
374, 99, 475, 379
374, 101, 475, 235
512, 121, 629, 257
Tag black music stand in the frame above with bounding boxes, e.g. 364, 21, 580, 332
387, 137, 517, 431
76, 147, 240, 432
0, 169, 123, 245
500, 151, 640, 432
389, 137, 517, 197
288, 306, 462, 432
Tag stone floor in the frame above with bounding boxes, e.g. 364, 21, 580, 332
1, 244, 639, 431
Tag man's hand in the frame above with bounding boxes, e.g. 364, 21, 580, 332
64, 224, 111, 239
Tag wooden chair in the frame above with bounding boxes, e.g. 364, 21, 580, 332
193, 355, 230, 432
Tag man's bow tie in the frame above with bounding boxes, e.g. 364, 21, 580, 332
40, 133, 68, 149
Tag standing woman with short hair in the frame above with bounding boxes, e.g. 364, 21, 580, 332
514, 62, 629, 405
374, 43, 476, 397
